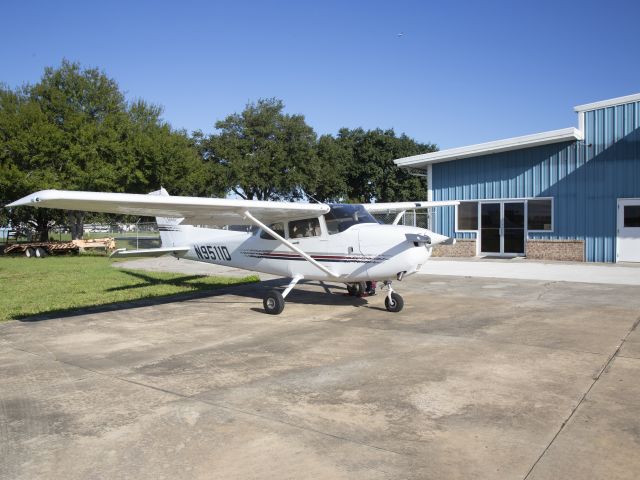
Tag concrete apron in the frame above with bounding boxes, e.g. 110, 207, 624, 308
1, 267, 639, 479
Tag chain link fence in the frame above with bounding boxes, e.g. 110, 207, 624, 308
49, 222, 161, 249
373, 211, 431, 229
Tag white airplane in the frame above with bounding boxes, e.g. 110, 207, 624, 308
7, 189, 458, 314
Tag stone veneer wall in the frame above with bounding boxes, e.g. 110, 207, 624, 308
526, 239, 585, 262
432, 239, 476, 257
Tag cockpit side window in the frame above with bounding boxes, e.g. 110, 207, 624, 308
260, 222, 285, 240
324, 204, 378, 234
288, 218, 321, 238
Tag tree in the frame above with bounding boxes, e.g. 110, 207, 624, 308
202, 98, 319, 201
1, 61, 213, 240
332, 128, 436, 203
0, 84, 67, 240
304, 133, 350, 202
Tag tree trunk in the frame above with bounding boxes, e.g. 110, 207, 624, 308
38, 225, 49, 242
31, 210, 51, 242
68, 211, 85, 240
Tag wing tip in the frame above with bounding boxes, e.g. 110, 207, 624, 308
5, 189, 60, 208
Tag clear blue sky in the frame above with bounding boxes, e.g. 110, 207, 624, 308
1, 0, 638, 149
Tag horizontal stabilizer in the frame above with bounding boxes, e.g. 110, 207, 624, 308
110, 246, 190, 258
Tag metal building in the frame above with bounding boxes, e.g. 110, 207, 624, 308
394, 93, 640, 263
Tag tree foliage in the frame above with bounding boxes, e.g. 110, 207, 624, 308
0, 60, 213, 239
330, 128, 435, 203
200, 99, 433, 204
201, 98, 321, 201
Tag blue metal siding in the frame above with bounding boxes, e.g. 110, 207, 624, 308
431, 100, 640, 262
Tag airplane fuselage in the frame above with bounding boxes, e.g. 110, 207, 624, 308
170, 223, 434, 282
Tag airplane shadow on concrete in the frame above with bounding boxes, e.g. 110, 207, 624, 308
16, 271, 373, 322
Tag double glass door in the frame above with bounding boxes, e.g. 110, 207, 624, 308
480, 202, 525, 255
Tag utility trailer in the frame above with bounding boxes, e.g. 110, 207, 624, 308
3, 242, 80, 257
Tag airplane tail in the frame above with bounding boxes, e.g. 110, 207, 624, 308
148, 188, 188, 248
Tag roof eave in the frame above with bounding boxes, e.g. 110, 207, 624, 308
395, 127, 583, 168
574, 92, 640, 112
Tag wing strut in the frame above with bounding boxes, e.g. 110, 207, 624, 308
392, 210, 406, 225
242, 210, 339, 279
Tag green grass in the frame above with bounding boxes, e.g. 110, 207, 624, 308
0, 256, 259, 321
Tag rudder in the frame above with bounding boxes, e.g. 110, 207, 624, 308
148, 188, 187, 247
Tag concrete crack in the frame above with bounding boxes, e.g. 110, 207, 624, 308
523, 315, 640, 479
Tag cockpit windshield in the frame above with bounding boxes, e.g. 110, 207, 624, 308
324, 204, 378, 234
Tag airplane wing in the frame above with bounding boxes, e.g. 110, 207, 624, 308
6, 190, 330, 225
363, 200, 459, 213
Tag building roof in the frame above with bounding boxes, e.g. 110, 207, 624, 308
574, 92, 640, 112
394, 127, 583, 168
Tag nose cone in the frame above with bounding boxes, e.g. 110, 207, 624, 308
400, 226, 455, 246
428, 231, 455, 246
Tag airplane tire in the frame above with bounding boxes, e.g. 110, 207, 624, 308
25, 247, 35, 258
346, 283, 362, 296
385, 292, 404, 313
346, 282, 365, 296
263, 290, 285, 315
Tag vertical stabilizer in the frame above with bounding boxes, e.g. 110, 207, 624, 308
148, 188, 186, 247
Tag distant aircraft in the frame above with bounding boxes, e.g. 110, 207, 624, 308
7, 189, 458, 314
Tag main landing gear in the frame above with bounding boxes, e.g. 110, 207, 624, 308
263, 275, 302, 315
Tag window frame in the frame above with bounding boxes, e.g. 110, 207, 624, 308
623, 205, 640, 228
453, 197, 554, 233
287, 217, 322, 239
526, 198, 554, 233
259, 222, 287, 240
455, 201, 479, 233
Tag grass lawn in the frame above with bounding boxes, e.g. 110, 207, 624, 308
0, 255, 259, 321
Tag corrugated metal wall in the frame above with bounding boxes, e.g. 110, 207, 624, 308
431, 100, 640, 262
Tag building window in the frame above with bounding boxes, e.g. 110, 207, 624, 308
260, 222, 285, 240
527, 199, 552, 231
457, 202, 478, 230
624, 206, 640, 228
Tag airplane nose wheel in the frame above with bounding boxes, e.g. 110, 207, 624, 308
383, 281, 404, 313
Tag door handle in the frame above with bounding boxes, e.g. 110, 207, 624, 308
292, 241, 300, 245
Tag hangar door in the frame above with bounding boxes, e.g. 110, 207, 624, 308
617, 199, 640, 262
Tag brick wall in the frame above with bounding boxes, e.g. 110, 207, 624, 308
432, 239, 476, 257
526, 239, 585, 262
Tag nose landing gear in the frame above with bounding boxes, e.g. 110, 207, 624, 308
383, 281, 404, 313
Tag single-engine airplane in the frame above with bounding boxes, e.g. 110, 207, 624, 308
7, 189, 458, 314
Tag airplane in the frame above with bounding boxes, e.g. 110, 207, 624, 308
6, 189, 459, 315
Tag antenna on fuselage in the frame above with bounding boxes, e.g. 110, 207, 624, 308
302, 190, 323, 205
